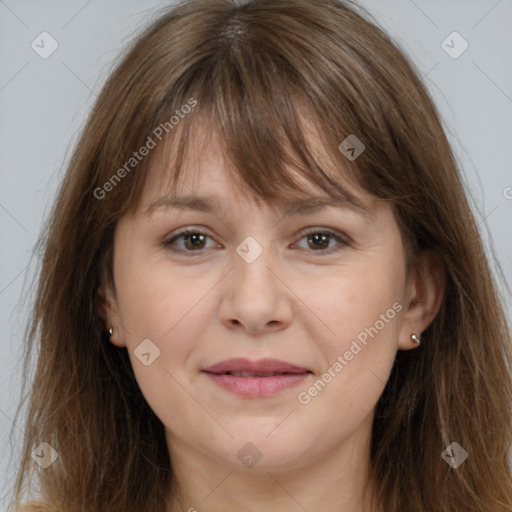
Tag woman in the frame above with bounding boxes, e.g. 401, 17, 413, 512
9, 0, 512, 510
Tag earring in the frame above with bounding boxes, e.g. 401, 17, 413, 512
108, 327, 113, 336
411, 333, 421, 345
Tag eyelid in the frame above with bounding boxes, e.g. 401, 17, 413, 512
297, 226, 349, 243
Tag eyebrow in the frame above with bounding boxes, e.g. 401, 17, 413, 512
144, 194, 372, 219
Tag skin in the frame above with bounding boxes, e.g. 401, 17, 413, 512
99, 125, 444, 512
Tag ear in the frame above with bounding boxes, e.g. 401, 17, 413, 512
96, 280, 127, 348
398, 249, 445, 350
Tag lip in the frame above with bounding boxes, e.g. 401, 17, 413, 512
202, 357, 311, 374
202, 358, 312, 398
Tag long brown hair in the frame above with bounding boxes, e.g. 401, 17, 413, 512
7, 0, 512, 510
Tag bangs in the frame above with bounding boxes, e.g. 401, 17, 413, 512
128, 71, 369, 219
120, 8, 375, 217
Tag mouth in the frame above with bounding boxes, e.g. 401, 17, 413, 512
202, 358, 313, 397
207, 371, 309, 377
202, 357, 311, 374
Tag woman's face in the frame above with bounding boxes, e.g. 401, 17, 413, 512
103, 128, 425, 473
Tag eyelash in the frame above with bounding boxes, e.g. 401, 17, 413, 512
162, 227, 348, 256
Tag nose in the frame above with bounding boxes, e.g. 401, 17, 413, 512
218, 241, 293, 336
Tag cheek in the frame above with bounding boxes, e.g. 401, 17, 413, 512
116, 265, 213, 431
294, 256, 403, 410
115, 259, 219, 398
300, 255, 404, 354
116, 256, 216, 341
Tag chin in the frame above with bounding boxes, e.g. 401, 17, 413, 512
212, 432, 309, 473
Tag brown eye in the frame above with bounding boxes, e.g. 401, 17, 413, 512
182, 233, 207, 250
164, 229, 216, 253
307, 233, 331, 250
163, 228, 347, 256
296, 229, 348, 255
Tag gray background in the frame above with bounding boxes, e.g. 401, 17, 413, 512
1, 0, 511, 506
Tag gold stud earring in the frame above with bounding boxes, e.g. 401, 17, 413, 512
411, 333, 421, 345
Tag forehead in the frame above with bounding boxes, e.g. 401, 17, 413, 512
136, 113, 375, 220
